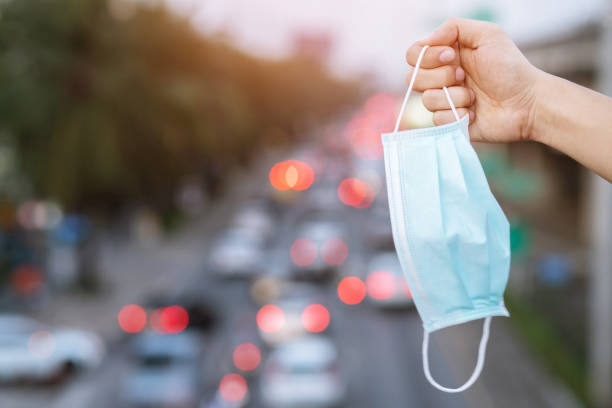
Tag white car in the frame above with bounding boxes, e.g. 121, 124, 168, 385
0, 314, 104, 383
231, 203, 274, 243
257, 284, 326, 347
291, 219, 348, 280
209, 228, 264, 278
121, 331, 201, 408
366, 252, 414, 309
260, 336, 346, 408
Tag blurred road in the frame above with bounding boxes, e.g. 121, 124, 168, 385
0, 144, 583, 408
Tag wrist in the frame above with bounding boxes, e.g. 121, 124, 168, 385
526, 69, 554, 146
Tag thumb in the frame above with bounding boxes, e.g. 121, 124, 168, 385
420, 18, 498, 49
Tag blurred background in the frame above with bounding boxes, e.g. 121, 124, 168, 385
1, 0, 611, 407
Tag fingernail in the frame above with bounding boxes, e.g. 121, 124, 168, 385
455, 67, 465, 82
439, 49, 454, 62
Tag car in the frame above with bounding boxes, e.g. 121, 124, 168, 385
290, 218, 349, 281
144, 290, 216, 332
208, 228, 264, 278
257, 284, 327, 347
363, 198, 394, 250
366, 252, 414, 309
0, 314, 104, 383
121, 331, 202, 408
260, 336, 346, 408
231, 203, 275, 244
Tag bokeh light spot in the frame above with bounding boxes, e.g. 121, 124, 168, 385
321, 238, 349, 266
285, 165, 299, 188
233, 343, 261, 372
11, 264, 43, 296
337, 178, 374, 208
256, 304, 285, 333
118, 304, 147, 333
269, 160, 314, 191
366, 271, 396, 300
301, 304, 330, 333
219, 373, 248, 402
337, 276, 366, 305
160, 305, 189, 334
290, 238, 318, 267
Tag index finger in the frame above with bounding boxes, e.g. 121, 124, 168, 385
405, 44, 457, 69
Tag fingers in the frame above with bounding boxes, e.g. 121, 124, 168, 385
420, 17, 502, 48
405, 44, 457, 69
422, 87, 475, 110
433, 109, 474, 126
407, 65, 465, 92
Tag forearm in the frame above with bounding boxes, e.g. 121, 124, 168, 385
530, 71, 612, 181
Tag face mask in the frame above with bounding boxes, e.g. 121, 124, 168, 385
381, 45, 511, 393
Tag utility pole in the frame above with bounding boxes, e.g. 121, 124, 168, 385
589, 7, 612, 407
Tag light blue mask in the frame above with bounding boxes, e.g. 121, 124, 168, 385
381, 45, 511, 393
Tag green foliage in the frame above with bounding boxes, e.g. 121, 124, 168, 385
0, 0, 358, 214
506, 293, 588, 405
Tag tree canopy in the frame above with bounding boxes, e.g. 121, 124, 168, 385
0, 0, 359, 214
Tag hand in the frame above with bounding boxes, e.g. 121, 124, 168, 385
405, 18, 542, 143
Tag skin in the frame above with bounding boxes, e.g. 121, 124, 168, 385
405, 18, 612, 182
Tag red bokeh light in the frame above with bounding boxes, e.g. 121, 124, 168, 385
344, 93, 397, 161
159, 305, 189, 334
11, 264, 43, 296
337, 178, 374, 208
118, 304, 147, 333
321, 238, 349, 266
337, 276, 367, 305
269, 160, 314, 191
366, 270, 396, 300
219, 373, 248, 402
233, 343, 261, 372
302, 304, 330, 333
256, 304, 285, 333
290, 238, 318, 267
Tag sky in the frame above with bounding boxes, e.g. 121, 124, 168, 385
157, 0, 609, 88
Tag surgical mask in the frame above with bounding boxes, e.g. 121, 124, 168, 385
381, 45, 511, 393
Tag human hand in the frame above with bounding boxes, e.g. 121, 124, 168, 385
405, 18, 542, 143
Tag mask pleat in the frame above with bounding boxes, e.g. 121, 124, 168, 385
453, 135, 510, 308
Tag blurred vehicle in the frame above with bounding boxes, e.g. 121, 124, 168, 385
364, 198, 394, 249
258, 284, 326, 347
199, 382, 249, 408
208, 228, 264, 279
231, 202, 274, 244
290, 217, 349, 281
145, 291, 216, 332
260, 336, 346, 408
366, 252, 414, 310
0, 314, 104, 383
121, 331, 202, 408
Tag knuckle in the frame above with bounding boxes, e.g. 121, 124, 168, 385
444, 66, 456, 85
432, 111, 448, 126
459, 88, 471, 105
421, 90, 435, 109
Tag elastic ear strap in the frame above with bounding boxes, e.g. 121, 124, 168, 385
443, 86, 461, 122
422, 316, 492, 393
394, 45, 461, 132
394, 45, 430, 132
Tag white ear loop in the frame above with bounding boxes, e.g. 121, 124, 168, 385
422, 316, 492, 393
394, 45, 462, 132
